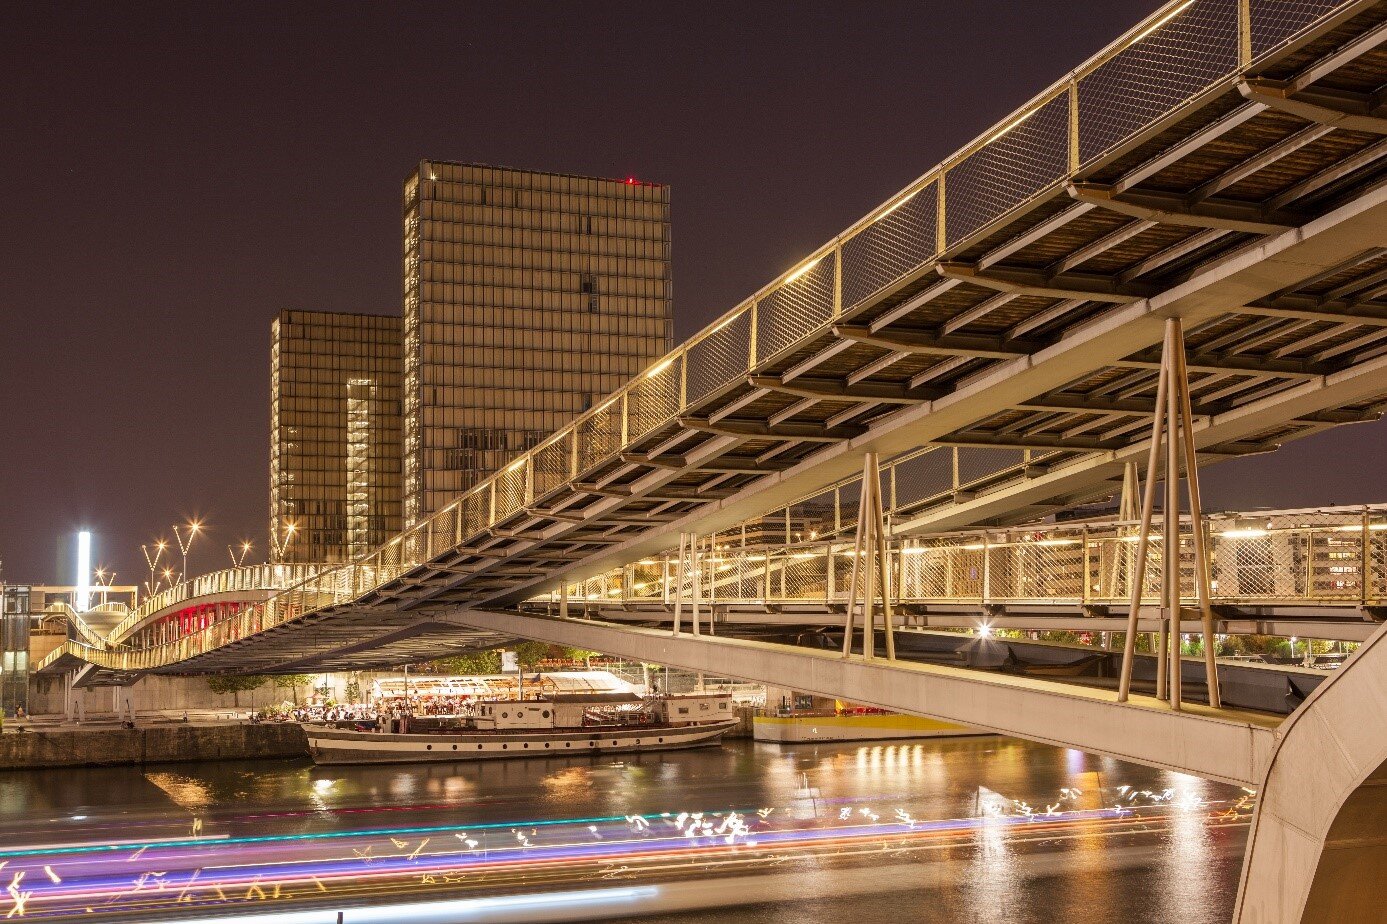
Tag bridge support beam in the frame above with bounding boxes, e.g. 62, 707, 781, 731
842, 453, 896, 662
671, 531, 702, 637
1118, 317, 1222, 709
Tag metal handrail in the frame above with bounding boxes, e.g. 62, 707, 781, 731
105, 563, 328, 644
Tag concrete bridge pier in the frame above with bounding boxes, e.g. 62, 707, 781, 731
1235, 623, 1387, 923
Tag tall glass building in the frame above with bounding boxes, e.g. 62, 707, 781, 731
402, 161, 673, 525
270, 310, 403, 563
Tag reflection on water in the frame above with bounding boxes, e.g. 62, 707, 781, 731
0, 738, 1247, 923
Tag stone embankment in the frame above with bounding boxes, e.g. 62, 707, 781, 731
0, 722, 308, 769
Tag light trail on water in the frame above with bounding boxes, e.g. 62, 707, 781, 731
0, 784, 1256, 922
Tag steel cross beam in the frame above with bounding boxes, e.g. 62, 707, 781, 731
1239, 77, 1387, 135
1066, 182, 1305, 234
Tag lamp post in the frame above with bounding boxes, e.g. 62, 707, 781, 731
228, 541, 253, 568
172, 521, 202, 585
94, 568, 115, 607
142, 540, 168, 599
272, 521, 298, 562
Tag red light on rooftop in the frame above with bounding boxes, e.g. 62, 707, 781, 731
625, 177, 636, 184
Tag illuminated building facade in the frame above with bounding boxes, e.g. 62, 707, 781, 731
270, 310, 403, 563
402, 161, 672, 525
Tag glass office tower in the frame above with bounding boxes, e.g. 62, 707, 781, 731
270, 310, 403, 563
402, 161, 673, 526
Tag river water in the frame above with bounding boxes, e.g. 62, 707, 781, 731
0, 737, 1248, 923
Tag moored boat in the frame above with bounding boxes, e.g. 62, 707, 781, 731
306, 691, 737, 765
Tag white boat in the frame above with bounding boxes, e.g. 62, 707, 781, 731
306, 692, 738, 765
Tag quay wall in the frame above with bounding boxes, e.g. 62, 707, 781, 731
0, 723, 309, 770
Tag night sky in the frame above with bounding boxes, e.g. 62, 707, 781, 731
3, 1, 1384, 586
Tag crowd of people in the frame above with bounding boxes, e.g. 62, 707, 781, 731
252, 697, 488, 725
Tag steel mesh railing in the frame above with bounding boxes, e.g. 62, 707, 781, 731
494, 461, 529, 521
1076, 0, 1242, 163
1250, 0, 1348, 58
537, 506, 1387, 612
106, 563, 325, 644
56, 0, 1366, 672
945, 90, 1072, 246
628, 356, 682, 440
755, 255, 837, 364
840, 181, 938, 310
685, 306, 753, 405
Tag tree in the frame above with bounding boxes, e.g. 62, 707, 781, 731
514, 641, 552, 670
431, 650, 501, 676
268, 674, 314, 706
206, 675, 266, 708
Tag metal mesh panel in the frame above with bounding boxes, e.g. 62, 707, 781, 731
781, 550, 829, 601
903, 543, 984, 600
710, 553, 763, 600
686, 307, 752, 404
890, 449, 952, 512
429, 507, 456, 559
457, 491, 487, 543
1307, 528, 1364, 600
495, 462, 528, 520
532, 438, 570, 498
627, 560, 664, 601
628, 356, 682, 440
1250, 0, 1346, 58
945, 92, 1071, 246
755, 256, 836, 364
986, 540, 1086, 600
956, 448, 1026, 490
1371, 530, 1387, 602
837, 479, 863, 536
788, 489, 836, 543
402, 531, 425, 568
577, 400, 621, 474
1077, 0, 1240, 164
1211, 531, 1302, 598
841, 182, 938, 309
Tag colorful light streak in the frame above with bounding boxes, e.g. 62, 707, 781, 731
0, 790, 1251, 922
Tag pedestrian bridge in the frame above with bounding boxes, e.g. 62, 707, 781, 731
46, 0, 1387, 679
33, 3, 1387, 918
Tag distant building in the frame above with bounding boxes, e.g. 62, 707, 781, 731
401, 161, 673, 525
1, 582, 139, 715
269, 310, 403, 563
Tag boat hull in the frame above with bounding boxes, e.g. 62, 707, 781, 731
306, 720, 739, 765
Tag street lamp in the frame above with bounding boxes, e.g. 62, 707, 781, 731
172, 520, 203, 584
229, 540, 253, 568
94, 567, 115, 607
142, 540, 168, 599
272, 521, 299, 562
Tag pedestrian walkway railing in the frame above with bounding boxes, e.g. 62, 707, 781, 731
104, 563, 328, 644
548, 504, 1387, 611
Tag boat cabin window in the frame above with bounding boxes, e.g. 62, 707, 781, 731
677, 707, 689, 715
